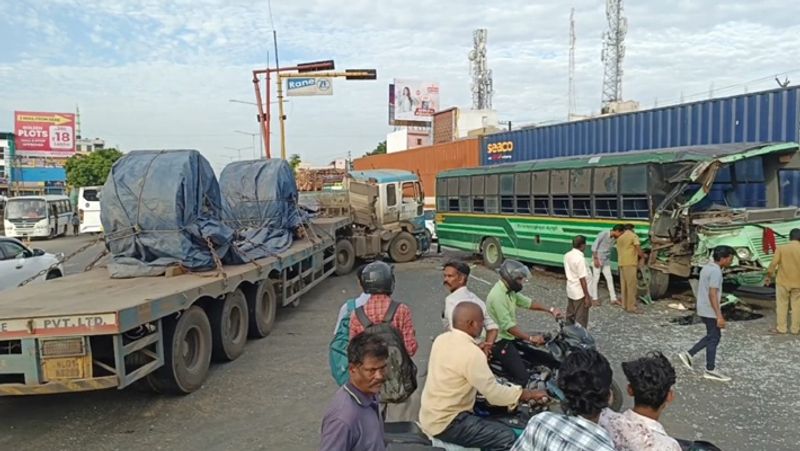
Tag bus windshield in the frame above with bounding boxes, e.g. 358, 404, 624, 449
4, 199, 47, 220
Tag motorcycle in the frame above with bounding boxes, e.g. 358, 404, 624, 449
478, 318, 624, 421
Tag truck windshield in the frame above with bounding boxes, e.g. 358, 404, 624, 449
4, 199, 47, 220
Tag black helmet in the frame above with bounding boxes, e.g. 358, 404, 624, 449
498, 259, 531, 293
361, 261, 395, 295
561, 323, 595, 350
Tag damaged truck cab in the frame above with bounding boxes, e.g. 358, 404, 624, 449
649, 142, 800, 293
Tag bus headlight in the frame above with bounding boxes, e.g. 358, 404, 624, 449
736, 247, 753, 260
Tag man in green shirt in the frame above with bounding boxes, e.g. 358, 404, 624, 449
487, 259, 562, 386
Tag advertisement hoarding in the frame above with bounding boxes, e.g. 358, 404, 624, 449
14, 111, 76, 157
390, 80, 439, 124
286, 77, 333, 96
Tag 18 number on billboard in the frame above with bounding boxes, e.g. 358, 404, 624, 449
49, 126, 73, 150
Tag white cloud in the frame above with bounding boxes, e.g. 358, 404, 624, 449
1, 0, 799, 173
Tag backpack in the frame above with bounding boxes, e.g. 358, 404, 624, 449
354, 301, 418, 403
329, 298, 357, 386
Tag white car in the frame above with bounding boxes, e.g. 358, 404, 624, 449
423, 209, 437, 241
0, 237, 64, 293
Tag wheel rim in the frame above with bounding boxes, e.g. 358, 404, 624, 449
398, 241, 410, 254
337, 249, 348, 265
226, 305, 244, 342
486, 242, 499, 263
181, 326, 202, 371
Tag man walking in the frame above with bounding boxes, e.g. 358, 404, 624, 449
678, 246, 734, 382
71, 211, 80, 235
563, 235, 592, 328
590, 225, 624, 306
765, 228, 800, 335
616, 224, 645, 313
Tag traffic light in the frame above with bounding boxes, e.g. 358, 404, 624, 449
297, 60, 335, 72
345, 69, 377, 80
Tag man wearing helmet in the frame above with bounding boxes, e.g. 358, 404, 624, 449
349, 260, 419, 421
487, 259, 562, 386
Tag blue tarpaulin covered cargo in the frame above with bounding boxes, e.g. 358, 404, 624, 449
101, 149, 236, 278
219, 159, 304, 259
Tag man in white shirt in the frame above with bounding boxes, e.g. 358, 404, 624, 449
599, 352, 681, 451
563, 235, 593, 328
442, 260, 498, 356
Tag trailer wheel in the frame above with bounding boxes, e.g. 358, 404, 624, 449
481, 237, 504, 269
389, 232, 418, 263
152, 306, 212, 395
334, 239, 356, 276
248, 280, 277, 339
648, 269, 670, 300
210, 289, 249, 362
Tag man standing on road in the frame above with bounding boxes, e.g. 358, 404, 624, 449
420, 302, 549, 451
71, 211, 80, 236
486, 259, 561, 386
599, 352, 681, 451
441, 260, 498, 356
320, 333, 388, 451
765, 228, 800, 335
678, 245, 735, 382
511, 349, 616, 451
590, 225, 624, 307
616, 224, 645, 313
349, 261, 419, 421
564, 235, 593, 328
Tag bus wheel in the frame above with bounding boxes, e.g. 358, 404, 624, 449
649, 270, 670, 299
481, 237, 504, 269
152, 306, 212, 395
389, 231, 418, 263
248, 280, 277, 339
210, 288, 249, 362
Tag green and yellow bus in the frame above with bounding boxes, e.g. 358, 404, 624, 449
435, 142, 800, 298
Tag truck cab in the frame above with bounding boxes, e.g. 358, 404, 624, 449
344, 170, 430, 262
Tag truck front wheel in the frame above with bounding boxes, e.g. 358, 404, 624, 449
335, 239, 356, 276
389, 232, 418, 263
152, 306, 212, 395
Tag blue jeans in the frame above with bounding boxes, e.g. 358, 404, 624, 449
688, 317, 721, 371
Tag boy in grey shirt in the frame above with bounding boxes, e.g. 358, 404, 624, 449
678, 246, 734, 382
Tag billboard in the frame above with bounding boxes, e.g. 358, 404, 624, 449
286, 77, 333, 96
14, 111, 76, 157
391, 80, 439, 124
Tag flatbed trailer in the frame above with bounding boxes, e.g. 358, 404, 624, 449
0, 217, 350, 396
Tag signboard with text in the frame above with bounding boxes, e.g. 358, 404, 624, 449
14, 111, 76, 157
286, 77, 333, 96
391, 79, 439, 124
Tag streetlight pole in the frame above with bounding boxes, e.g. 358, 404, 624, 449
234, 130, 258, 159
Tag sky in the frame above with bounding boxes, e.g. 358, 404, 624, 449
1, 0, 799, 173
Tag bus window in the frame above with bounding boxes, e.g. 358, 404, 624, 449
515, 173, 531, 214
471, 176, 485, 212
485, 175, 499, 214
595, 196, 620, 218
622, 196, 649, 219
572, 197, 592, 217
458, 177, 470, 212
82, 189, 100, 202
552, 196, 569, 216
533, 196, 550, 215
593, 167, 619, 194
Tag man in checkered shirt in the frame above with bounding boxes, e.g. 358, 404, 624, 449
511, 349, 616, 451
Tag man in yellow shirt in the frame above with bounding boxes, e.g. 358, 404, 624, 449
766, 228, 800, 334
419, 302, 548, 451
616, 225, 645, 313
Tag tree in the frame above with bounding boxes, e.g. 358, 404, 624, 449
364, 140, 387, 157
64, 148, 123, 187
288, 154, 302, 173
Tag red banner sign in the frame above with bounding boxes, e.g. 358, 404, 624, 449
14, 111, 76, 157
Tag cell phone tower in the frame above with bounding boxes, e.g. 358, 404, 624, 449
600, 0, 627, 109
469, 29, 493, 110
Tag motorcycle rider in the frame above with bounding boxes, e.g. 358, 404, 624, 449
420, 302, 549, 451
486, 259, 562, 386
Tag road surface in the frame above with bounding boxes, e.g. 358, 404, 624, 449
1, 234, 796, 450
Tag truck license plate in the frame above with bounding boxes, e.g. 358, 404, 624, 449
43, 357, 85, 380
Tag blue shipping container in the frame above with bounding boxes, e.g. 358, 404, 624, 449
481, 86, 800, 206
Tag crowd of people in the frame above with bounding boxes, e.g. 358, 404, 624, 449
319, 226, 800, 450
